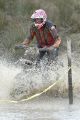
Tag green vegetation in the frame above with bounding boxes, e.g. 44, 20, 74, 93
0, 0, 80, 58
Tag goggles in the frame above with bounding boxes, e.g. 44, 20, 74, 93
32, 18, 43, 24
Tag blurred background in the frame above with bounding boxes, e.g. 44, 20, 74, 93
0, 0, 80, 60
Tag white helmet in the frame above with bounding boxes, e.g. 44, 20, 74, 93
31, 9, 47, 29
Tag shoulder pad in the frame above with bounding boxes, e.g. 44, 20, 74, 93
51, 26, 56, 30
46, 20, 56, 29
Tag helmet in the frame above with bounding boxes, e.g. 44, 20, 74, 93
31, 9, 47, 29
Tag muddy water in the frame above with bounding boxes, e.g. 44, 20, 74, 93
0, 96, 80, 120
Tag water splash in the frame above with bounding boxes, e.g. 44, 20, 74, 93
10, 53, 68, 100
0, 51, 80, 100
0, 60, 22, 99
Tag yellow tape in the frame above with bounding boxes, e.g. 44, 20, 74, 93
21, 81, 57, 102
0, 99, 18, 103
0, 80, 58, 103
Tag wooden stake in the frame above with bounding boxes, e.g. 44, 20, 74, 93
67, 37, 73, 104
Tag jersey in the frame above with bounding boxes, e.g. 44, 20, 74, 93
28, 20, 58, 47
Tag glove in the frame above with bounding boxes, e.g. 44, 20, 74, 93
39, 46, 55, 51
15, 44, 26, 49
39, 46, 48, 51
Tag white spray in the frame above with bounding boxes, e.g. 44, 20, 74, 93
0, 51, 80, 100
0, 60, 22, 99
